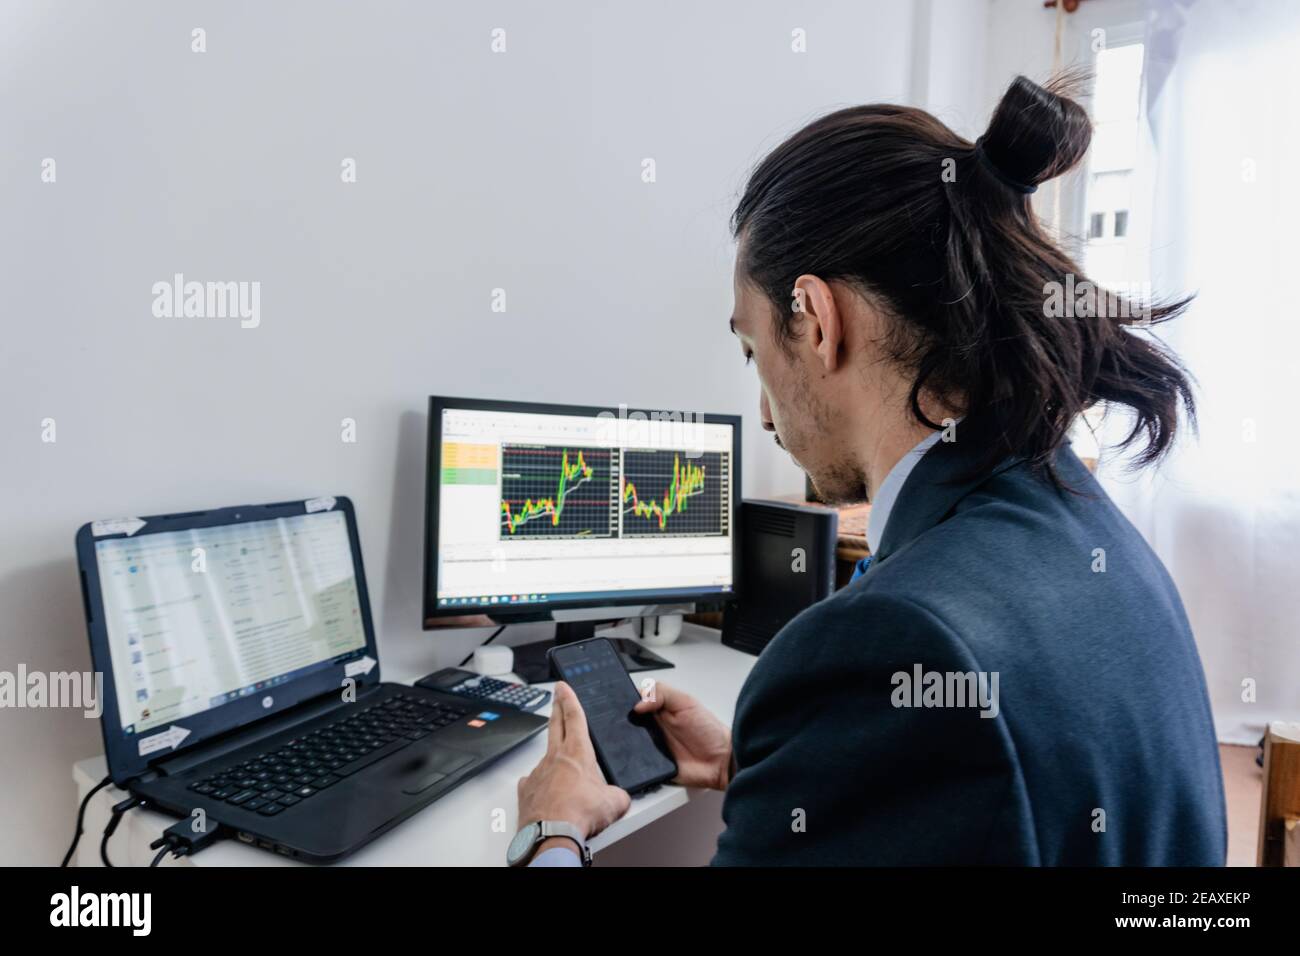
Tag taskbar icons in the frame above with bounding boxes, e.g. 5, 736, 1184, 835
208, 673, 293, 708
439, 593, 545, 608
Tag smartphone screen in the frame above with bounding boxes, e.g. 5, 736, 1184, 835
549, 638, 676, 793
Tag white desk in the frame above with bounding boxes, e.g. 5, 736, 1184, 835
72, 623, 755, 867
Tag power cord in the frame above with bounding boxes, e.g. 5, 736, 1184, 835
149, 845, 178, 867
100, 795, 144, 867
61, 773, 113, 867
148, 816, 228, 867
63, 775, 228, 868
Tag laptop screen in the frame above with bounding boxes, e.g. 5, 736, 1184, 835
94, 510, 368, 736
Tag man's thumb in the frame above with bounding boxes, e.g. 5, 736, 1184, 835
632, 695, 663, 714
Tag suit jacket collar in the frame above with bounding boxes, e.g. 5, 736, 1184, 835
871, 414, 1024, 564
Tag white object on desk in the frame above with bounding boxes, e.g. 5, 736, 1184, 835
471, 644, 514, 676
71, 623, 753, 867
639, 613, 683, 647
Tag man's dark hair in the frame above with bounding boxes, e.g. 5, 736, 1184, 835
731, 73, 1195, 476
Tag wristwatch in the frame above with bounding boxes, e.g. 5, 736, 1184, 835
507, 820, 592, 867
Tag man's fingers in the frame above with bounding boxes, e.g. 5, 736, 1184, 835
556, 681, 589, 741
547, 683, 569, 750
632, 680, 677, 715
555, 682, 600, 761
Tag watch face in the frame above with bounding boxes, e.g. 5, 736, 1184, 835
507, 822, 541, 865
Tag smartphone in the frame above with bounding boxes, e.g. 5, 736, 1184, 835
547, 637, 677, 794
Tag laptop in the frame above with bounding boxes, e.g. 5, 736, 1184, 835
75, 496, 546, 863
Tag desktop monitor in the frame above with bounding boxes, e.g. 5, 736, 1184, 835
423, 396, 741, 680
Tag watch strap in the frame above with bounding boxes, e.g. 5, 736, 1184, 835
538, 820, 592, 866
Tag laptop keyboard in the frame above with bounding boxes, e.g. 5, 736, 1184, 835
186, 693, 469, 816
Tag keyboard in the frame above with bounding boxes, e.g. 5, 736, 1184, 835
186, 693, 468, 816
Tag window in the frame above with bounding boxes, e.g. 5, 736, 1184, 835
1082, 42, 1144, 283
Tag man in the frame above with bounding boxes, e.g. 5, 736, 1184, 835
512, 78, 1227, 866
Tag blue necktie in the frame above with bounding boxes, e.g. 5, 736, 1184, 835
850, 555, 872, 581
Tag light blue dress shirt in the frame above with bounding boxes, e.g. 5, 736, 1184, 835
851, 429, 946, 581
528, 845, 582, 866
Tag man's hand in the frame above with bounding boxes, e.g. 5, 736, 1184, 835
517, 682, 631, 841
633, 681, 732, 791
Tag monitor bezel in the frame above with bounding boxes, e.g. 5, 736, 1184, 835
423, 395, 742, 628
76, 496, 380, 785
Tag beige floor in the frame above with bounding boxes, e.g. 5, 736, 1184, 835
1221, 743, 1262, 866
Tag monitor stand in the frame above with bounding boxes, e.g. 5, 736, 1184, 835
510, 620, 674, 685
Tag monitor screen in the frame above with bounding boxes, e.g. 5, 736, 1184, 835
426, 399, 739, 620
94, 510, 368, 736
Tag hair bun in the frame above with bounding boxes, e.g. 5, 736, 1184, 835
980, 73, 1092, 190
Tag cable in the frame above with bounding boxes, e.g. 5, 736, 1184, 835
149, 846, 177, 867
458, 625, 506, 667
149, 817, 227, 865
100, 795, 143, 867
61, 774, 113, 867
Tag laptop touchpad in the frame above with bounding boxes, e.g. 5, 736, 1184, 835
400, 746, 477, 795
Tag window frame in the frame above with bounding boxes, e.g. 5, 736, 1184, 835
1049, 1, 1147, 256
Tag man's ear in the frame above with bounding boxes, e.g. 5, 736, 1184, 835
791, 275, 842, 372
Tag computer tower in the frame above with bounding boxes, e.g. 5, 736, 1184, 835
722, 500, 838, 655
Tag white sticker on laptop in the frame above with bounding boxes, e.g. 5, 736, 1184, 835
138, 724, 191, 756
91, 517, 146, 538
305, 497, 336, 514
345, 655, 377, 678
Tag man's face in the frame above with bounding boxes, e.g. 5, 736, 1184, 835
730, 262, 866, 503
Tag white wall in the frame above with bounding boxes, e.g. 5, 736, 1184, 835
0, 0, 928, 863
912, 0, 992, 138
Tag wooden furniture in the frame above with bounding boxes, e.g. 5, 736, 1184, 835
1256, 721, 1300, 866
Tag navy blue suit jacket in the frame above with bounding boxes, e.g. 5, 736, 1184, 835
713, 424, 1226, 865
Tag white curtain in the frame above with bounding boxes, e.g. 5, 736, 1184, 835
1097, 0, 1300, 743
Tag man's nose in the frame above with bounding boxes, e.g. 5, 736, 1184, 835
759, 391, 775, 432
